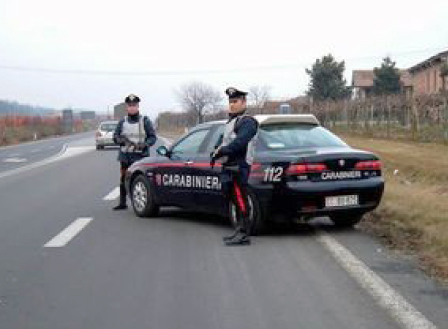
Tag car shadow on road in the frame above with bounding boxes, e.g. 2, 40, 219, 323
153, 209, 357, 238
95, 146, 120, 151
156, 208, 230, 230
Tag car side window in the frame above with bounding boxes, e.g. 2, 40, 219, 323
204, 125, 224, 153
171, 129, 210, 155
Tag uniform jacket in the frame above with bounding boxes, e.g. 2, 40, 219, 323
113, 114, 157, 163
215, 112, 259, 183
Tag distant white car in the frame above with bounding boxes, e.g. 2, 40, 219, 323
95, 120, 118, 150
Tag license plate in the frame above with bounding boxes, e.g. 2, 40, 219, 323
325, 195, 358, 208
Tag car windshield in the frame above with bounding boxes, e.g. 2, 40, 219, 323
100, 123, 117, 132
259, 123, 347, 150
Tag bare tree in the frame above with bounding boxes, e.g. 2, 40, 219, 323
248, 85, 271, 113
176, 81, 223, 124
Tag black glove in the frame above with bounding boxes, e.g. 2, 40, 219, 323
210, 147, 222, 168
115, 136, 126, 146
210, 156, 216, 168
136, 142, 147, 151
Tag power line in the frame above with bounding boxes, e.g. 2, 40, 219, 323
0, 46, 445, 76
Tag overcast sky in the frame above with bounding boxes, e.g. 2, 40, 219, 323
0, 0, 447, 118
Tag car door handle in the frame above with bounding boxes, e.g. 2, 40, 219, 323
184, 161, 193, 165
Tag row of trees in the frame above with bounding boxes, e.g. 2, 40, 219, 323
307, 54, 448, 101
169, 54, 448, 126
0, 115, 87, 146
306, 55, 408, 101
174, 82, 272, 124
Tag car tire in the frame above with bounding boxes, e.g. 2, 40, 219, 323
96, 145, 104, 150
229, 188, 267, 236
330, 213, 363, 227
131, 174, 160, 217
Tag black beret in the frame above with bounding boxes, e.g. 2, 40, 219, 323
125, 94, 140, 104
225, 87, 248, 99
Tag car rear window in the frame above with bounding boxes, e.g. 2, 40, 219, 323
100, 123, 117, 132
259, 123, 347, 150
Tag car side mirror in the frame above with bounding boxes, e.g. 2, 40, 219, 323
157, 145, 171, 157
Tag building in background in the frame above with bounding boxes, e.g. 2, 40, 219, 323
352, 49, 448, 99
352, 70, 413, 99
408, 50, 448, 95
80, 111, 96, 120
113, 103, 126, 120
62, 109, 74, 133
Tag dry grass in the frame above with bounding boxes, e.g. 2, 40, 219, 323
340, 134, 448, 282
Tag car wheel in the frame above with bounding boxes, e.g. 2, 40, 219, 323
330, 213, 363, 227
229, 188, 266, 235
131, 174, 159, 217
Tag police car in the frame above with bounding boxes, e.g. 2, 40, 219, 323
125, 114, 384, 234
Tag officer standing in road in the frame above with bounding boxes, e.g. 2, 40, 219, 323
113, 94, 157, 210
211, 87, 259, 246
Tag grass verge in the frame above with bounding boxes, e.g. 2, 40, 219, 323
340, 134, 448, 283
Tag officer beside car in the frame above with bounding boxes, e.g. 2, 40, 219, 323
113, 94, 157, 210
211, 87, 259, 246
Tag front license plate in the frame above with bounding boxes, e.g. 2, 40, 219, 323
325, 195, 359, 208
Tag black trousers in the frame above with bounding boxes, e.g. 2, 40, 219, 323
118, 155, 143, 204
119, 162, 130, 185
118, 153, 145, 186
222, 167, 251, 235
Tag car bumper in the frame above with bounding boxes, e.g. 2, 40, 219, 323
96, 137, 116, 146
252, 177, 385, 219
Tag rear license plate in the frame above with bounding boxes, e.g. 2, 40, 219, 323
325, 195, 358, 208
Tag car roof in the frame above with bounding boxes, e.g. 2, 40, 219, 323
200, 114, 320, 128
99, 120, 119, 125
255, 114, 320, 126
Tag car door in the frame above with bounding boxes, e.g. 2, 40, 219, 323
156, 127, 212, 207
187, 124, 226, 214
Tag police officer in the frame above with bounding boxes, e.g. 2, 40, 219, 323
211, 87, 258, 246
113, 94, 157, 210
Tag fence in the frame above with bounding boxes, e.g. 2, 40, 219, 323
157, 93, 448, 143
301, 94, 448, 143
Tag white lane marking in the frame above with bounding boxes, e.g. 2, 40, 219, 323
3, 157, 27, 163
58, 146, 95, 159
0, 144, 95, 180
44, 217, 93, 248
0, 144, 66, 179
103, 187, 119, 200
317, 231, 437, 329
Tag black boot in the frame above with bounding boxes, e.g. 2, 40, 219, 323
224, 232, 251, 246
223, 227, 242, 242
113, 185, 127, 210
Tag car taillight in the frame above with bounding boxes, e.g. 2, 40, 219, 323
286, 163, 328, 175
249, 163, 264, 178
355, 160, 381, 170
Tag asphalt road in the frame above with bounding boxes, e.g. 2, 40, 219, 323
0, 132, 95, 174
0, 134, 447, 329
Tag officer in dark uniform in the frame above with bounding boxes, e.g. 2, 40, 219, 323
211, 87, 259, 246
113, 94, 157, 210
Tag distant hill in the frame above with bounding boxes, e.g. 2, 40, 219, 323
0, 100, 57, 116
